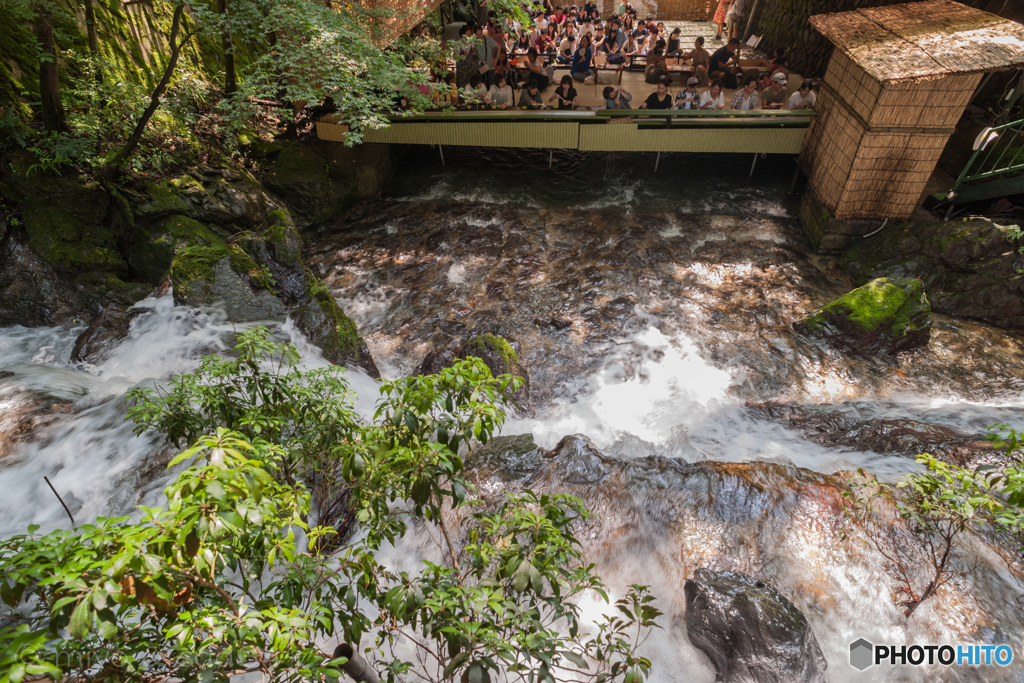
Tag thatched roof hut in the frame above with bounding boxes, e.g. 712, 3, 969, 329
810, 0, 1024, 83
799, 0, 1024, 234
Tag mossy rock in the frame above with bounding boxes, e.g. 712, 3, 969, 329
170, 242, 286, 322
838, 218, 1024, 328
797, 278, 931, 355
290, 276, 379, 377
128, 214, 223, 285
131, 181, 193, 223
261, 143, 355, 228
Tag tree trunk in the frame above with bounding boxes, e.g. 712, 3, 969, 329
33, 1, 68, 133
106, 3, 188, 170
333, 644, 380, 683
218, 0, 237, 96
84, 0, 98, 55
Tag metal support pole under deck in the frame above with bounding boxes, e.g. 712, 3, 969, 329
749, 153, 758, 177
439, 144, 445, 167
789, 164, 801, 193
655, 151, 661, 173
549, 149, 553, 169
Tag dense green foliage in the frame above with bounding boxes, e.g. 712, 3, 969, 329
0, 329, 658, 683
0, 0, 526, 173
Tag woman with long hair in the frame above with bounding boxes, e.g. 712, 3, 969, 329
548, 74, 579, 109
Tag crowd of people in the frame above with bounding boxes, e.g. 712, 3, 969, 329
413, 3, 816, 113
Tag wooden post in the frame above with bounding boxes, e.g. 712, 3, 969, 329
743, 0, 761, 43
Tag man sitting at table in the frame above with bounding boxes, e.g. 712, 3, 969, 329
520, 80, 545, 109
761, 72, 787, 109
709, 37, 742, 89
673, 77, 700, 109
730, 75, 760, 110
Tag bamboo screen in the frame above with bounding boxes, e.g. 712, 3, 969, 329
644, 0, 715, 21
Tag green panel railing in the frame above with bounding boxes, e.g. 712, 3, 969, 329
938, 116, 1024, 206
319, 108, 817, 152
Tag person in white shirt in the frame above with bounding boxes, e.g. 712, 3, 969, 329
788, 81, 817, 110
699, 79, 725, 109
485, 73, 515, 108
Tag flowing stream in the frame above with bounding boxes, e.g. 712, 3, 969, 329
3, 148, 1024, 680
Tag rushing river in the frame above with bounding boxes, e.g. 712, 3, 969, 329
3, 148, 1024, 681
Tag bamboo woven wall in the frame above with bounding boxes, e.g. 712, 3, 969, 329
801, 56, 972, 220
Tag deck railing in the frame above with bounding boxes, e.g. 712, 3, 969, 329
942, 116, 1024, 206
317, 108, 817, 154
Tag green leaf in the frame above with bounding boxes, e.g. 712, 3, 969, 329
68, 600, 92, 639
561, 651, 589, 669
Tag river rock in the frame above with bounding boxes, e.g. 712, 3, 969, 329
0, 221, 98, 326
261, 144, 353, 228
839, 218, 1024, 328
418, 334, 530, 408
290, 286, 380, 377
685, 568, 827, 683
0, 365, 97, 461
748, 402, 994, 466
171, 252, 287, 322
796, 277, 931, 355
71, 305, 143, 365
165, 168, 270, 229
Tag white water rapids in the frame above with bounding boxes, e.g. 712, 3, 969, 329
3, 251, 1024, 680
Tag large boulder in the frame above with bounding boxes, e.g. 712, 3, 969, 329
163, 209, 378, 375
685, 569, 827, 683
261, 145, 354, 228
796, 277, 931, 355
170, 245, 287, 322
0, 220, 97, 326
839, 218, 1024, 328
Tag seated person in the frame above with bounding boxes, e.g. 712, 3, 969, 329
603, 86, 633, 109
761, 72, 787, 110
666, 27, 682, 57
639, 78, 672, 109
644, 45, 666, 83
622, 30, 641, 65
789, 81, 816, 110
604, 27, 625, 63
548, 74, 579, 109
730, 75, 760, 110
465, 74, 488, 106
557, 31, 575, 63
519, 79, 546, 108
699, 79, 725, 109
524, 47, 552, 89
684, 36, 710, 84
485, 73, 515, 108
709, 37, 742, 89
673, 77, 700, 109
571, 34, 595, 83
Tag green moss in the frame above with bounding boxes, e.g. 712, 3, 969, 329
308, 277, 361, 356
262, 209, 302, 263
227, 242, 275, 291
169, 241, 275, 292
804, 278, 928, 337
467, 334, 518, 372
